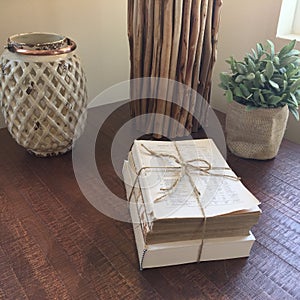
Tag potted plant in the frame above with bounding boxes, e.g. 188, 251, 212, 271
219, 39, 300, 159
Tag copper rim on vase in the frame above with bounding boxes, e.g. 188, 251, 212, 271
7, 32, 76, 56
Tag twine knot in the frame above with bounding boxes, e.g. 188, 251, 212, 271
140, 143, 240, 205
129, 141, 241, 263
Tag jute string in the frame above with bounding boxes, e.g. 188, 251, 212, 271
128, 141, 241, 263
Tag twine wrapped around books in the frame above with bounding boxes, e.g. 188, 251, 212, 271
141, 143, 240, 205
128, 141, 241, 265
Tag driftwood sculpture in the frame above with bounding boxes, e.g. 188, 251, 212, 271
128, 0, 222, 138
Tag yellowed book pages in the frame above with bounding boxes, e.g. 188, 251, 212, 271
130, 139, 260, 220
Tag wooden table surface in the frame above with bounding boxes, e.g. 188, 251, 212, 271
0, 105, 299, 300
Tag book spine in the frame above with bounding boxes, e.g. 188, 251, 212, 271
129, 148, 156, 230
124, 158, 152, 236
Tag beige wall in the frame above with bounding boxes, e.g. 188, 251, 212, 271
0, 0, 130, 128
1, 0, 299, 144
212, 0, 300, 144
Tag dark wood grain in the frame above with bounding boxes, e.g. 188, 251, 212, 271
0, 103, 299, 300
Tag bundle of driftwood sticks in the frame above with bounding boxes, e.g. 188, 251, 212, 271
128, 0, 222, 138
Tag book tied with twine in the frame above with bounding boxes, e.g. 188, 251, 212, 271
124, 139, 261, 245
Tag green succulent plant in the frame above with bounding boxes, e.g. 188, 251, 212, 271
219, 40, 300, 120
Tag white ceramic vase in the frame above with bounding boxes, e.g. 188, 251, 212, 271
0, 32, 87, 156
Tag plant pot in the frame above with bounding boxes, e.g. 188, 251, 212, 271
225, 101, 289, 160
0, 32, 87, 157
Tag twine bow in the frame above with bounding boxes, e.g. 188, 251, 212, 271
140, 143, 240, 209
129, 141, 241, 264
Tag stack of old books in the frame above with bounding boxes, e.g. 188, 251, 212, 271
123, 139, 261, 269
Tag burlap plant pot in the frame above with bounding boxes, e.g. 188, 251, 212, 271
225, 101, 289, 160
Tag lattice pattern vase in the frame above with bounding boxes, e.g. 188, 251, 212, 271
0, 32, 87, 156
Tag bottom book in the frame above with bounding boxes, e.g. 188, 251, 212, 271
123, 161, 256, 270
